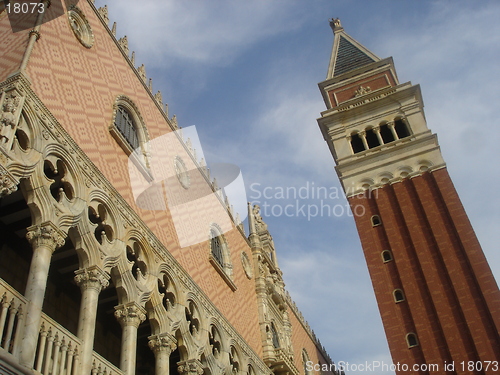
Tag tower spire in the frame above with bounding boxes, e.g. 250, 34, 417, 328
326, 18, 380, 79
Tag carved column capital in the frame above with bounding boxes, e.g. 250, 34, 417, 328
26, 222, 66, 252
148, 333, 177, 355
177, 359, 204, 375
0, 165, 18, 197
74, 266, 109, 292
114, 302, 146, 328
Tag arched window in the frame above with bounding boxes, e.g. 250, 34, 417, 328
114, 105, 139, 150
365, 128, 380, 148
394, 289, 405, 303
406, 333, 419, 348
371, 215, 382, 227
381, 250, 393, 263
394, 118, 411, 139
109, 96, 151, 179
379, 123, 395, 143
209, 224, 235, 290
350, 132, 365, 154
210, 228, 224, 267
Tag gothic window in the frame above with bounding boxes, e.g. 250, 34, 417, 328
210, 228, 224, 267
379, 123, 395, 143
394, 118, 411, 139
371, 215, 382, 227
115, 106, 139, 150
382, 250, 393, 263
394, 289, 405, 303
406, 333, 419, 348
350, 132, 365, 153
365, 128, 380, 148
109, 96, 151, 178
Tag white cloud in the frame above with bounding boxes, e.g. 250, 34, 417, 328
96, 0, 305, 67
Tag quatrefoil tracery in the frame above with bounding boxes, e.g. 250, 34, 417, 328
158, 274, 176, 312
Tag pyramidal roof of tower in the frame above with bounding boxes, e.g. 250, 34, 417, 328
327, 19, 381, 79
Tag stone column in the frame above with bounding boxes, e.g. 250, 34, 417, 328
114, 302, 146, 375
177, 359, 204, 375
74, 266, 110, 375
373, 127, 384, 146
148, 333, 177, 375
359, 130, 369, 151
20, 222, 66, 367
388, 121, 399, 140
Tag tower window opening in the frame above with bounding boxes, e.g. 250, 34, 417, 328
406, 333, 419, 348
379, 124, 395, 143
371, 215, 381, 227
350, 133, 365, 153
365, 128, 380, 148
394, 289, 405, 303
395, 119, 410, 139
382, 250, 393, 262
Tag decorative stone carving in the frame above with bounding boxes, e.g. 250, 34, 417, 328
0, 165, 18, 196
68, 6, 94, 49
178, 359, 204, 375
114, 302, 146, 328
118, 35, 129, 55
74, 266, 110, 292
0, 92, 23, 150
111, 22, 117, 36
171, 114, 178, 129
252, 205, 267, 232
241, 251, 253, 279
354, 85, 371, 97
329, 18, 342, 30
154, 90, 162, 105
26, 222, 66, 251
148, 333, 177, 355
97, 5, 109, 25
138, 64, 147, 82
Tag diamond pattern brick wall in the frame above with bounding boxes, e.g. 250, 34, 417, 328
22, 0, 266, 354
349, 169, 500, 374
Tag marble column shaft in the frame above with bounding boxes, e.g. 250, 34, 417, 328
75, 266, 110, 375
115, 302, 146, 375
20, 222, 66, 367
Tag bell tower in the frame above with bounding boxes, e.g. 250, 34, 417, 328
317, 19, 500, 373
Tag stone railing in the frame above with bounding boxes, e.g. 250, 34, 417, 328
91, 351, 123, 375
34, 314, 81, 375
0, 278, 27, 356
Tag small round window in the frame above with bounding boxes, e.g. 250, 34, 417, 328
67, 6, 94, 49
174, 156, 190, 189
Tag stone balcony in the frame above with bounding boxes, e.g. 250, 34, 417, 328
0, 277, 122, 375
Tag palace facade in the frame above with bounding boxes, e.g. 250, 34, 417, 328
0, 1, 333, 375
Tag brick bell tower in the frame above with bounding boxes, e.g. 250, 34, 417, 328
317, 19, 500, 374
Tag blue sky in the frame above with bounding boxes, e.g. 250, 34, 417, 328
94, 1, 500, 373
